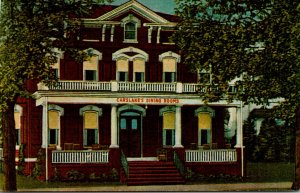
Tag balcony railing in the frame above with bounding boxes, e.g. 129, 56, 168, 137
52, 150, 109, 164
38, 81, 237, 94
185, 149, 237, 162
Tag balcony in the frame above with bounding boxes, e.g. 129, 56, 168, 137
38, 81, 237, 94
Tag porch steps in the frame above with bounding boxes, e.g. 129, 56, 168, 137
126, 161, 185, 186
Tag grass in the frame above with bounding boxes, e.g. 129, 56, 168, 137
0, 162, 295, 190
246, 162, 295, 182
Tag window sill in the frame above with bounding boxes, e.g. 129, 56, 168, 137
123, 40, 138, 44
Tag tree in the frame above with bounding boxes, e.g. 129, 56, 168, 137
0, 0, 111, 191
173, 0, 300, 190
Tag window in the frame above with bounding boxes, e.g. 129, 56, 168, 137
48, 110, 60, 145
198, 112, 212, 146
162, 57, 176, 82
133, 58, 145, 82
83, 111, 99, 146
14, 111, 21, 146
120, 118, 126, 130
116, 58, 129, 81
85, 70, 96, 81
83, 49, 102, 81
125, 22, 136, 40
163, 112, 175, 146
121, 14, 140, 43
51, 57, 60, 79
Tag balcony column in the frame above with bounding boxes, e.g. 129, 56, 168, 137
235, 107, 243, 148
110, 104, 119, 148
41, 97, 48, 148
174, 105, 183, 148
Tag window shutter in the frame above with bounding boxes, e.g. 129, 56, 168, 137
83, 129, 87, 146
117, 58, 129, 72
49, 110, 59, 129
163, 58, 176, 72
163, 112, 175, 129
95, 129, 99, 144
83, 56, 98, 70
172, 130, 175, 146
84, 111, 97, 129
163, 129, 166, 146
14, 112, 20, 129
198, 113, 212, 130
133, 58, 145, 72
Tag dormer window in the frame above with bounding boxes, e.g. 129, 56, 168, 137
125, 22, 136, 40
122, 14, 141, 43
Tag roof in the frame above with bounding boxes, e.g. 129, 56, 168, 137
83, 0, 178, 24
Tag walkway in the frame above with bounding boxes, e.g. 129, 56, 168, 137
19, 182, 293, 192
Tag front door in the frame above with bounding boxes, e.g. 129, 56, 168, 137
119, 111, 141, 157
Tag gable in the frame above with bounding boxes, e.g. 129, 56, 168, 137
83, 0, 176, 26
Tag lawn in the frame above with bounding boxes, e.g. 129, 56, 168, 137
0, 162, 295, 190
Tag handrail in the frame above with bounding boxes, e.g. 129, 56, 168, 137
120, 150, 128, 177
173, 151, 185, 177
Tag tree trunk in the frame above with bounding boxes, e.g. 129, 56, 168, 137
292, 108, 300, 190
2, 101, 17, 192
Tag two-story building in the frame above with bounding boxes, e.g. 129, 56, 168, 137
11, 0, 245, 185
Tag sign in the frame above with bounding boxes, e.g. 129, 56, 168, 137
116, 97, 180, 104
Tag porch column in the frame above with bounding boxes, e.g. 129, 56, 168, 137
235, 107, 243, 148
174, 105, 183, 148
110, 104, 119, 148
41, 97, 48, 148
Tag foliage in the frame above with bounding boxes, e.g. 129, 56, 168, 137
17, 143, 25, 174
0, 0, 111, 191
66, 170, 85, 181
31, 148, 45, 179
173, 0, 300, 107
244, 111, 295, 162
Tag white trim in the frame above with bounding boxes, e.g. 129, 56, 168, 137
112, 47, 148, 61
25, 158, 37, 162
159, 51, 181, 63
89, 0, 170, 24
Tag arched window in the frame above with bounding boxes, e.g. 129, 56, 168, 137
159, 52, 181, 83
133, 58, 145, 82
125, 22, 136, 40
116, 57, 129, 81
80, 105, 102, 147
83, 48, 102, 81
121, 14, 141, 43
48, 105, 64, 148
160, 106, 176, 146
195, 106, 215, 146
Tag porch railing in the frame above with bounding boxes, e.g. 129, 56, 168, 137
173, 151, 185, 177
52, 150, 109, 164
120, 151, 128, 177
38, 81, 237, 94
185, 149, 237, 162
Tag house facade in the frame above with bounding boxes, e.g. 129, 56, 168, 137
7, 0, 246, 184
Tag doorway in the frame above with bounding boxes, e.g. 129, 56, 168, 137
119, 111, 142, 157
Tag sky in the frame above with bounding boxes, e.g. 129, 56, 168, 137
109, 0, 176, 14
